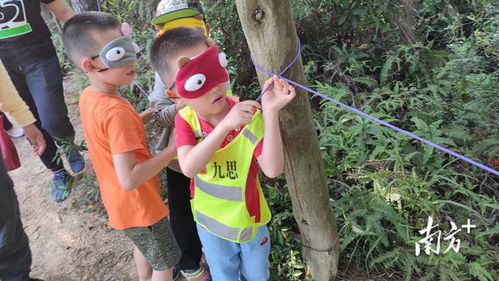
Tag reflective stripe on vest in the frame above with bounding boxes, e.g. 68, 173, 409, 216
195, 176, 243, 202
196, 210, 253, 242
241, 128, 257, 144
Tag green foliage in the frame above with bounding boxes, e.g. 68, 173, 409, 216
204, 1, 257, 99
52, 136, 87, 165
316, 34, 498, 278
71, 172, 101, 212
98, 0, 159, 26
264, 185, 309, 281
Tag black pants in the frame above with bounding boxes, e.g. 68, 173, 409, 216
0, 155, 32, 281
166, 168, 202, 271
3, 56, 74, 171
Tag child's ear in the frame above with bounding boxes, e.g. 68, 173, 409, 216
165, 89, 177, 98
206, 37, 216, 47
205, 23, 211, 34
177, 56, 191, 68
81, 58, 95, 73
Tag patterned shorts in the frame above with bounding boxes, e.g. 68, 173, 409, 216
123, 216, 181, 271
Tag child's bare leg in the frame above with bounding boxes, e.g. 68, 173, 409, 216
151, 268, 174, 281
133, 246, 153, 281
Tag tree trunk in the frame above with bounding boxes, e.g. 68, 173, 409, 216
70, 0, 99, 13
395, 0, 419, 44
234, 1, 339, 280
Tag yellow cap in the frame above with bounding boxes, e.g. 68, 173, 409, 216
157, 17, 207, 36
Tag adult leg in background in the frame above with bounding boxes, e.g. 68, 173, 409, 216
2, 60, 62, 172
24, 55, 84, 174
3, 58, 73, 202
23, 56, 74, 141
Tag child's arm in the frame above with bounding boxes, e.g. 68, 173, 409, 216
177, 100, 261, 178
257, 76, 296, 178
149, 72, 186, 127
113, 142, 176, 191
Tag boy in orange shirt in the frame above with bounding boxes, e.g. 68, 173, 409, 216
62, 12, 180, 281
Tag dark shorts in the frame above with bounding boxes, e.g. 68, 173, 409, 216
123, 216, 181, 271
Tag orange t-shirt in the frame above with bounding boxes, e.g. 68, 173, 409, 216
79, 87, 168, 230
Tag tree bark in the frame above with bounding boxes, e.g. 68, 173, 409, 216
234, 1, 339, 280
70, 0, 99, 13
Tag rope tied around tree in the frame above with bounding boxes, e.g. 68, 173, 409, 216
250, 39, 499, 176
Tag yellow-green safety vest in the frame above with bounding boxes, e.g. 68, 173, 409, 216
178, 106, 271, 243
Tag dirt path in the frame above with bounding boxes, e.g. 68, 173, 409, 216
8, 77, 136, 281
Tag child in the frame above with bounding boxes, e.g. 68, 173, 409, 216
148, 1, 213, 280
150, 27, 296, 280
62, 12, 181, 281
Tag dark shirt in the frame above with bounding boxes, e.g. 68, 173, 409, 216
0, 0, 57, 64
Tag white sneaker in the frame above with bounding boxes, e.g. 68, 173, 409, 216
7, 126, 24, 138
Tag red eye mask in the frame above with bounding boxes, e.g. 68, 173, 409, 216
175, 45, 229, 99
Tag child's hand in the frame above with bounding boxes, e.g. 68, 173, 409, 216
261, 75, 296, 113
221, 100, 261, 131
139, 107, 155, 123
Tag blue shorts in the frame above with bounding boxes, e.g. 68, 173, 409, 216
197, 224, 271, 281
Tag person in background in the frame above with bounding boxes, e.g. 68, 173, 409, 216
0, 59, 47, 281
0, 0, 84, 202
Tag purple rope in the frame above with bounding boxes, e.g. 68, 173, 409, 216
250, 41, 499, 176
96, 0, 101, 12
134, 82, 149, 98
255, 40, 301, 102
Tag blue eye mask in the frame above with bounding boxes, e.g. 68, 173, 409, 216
98, 36, 140, 69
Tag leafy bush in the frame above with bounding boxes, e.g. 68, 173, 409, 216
315, 32, 497, 281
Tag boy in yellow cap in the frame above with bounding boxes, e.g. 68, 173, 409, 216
152, 0, 209, 35
148, 1, 212, 280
